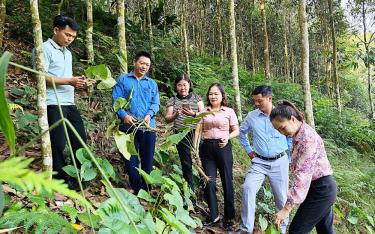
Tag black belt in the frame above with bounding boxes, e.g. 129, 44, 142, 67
256, 151, 286, 161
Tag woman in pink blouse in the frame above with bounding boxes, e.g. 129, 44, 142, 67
195, 83, 239, 231
270, 101, 337, 234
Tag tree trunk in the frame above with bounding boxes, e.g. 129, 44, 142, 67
260, 0, 270, 79
30, 0, 53, 179
216, 0, 224, 64
86, 0, 94, 64
0, 0, 5, 48
146, 0, 153, 56
298, 0, 315, 128
116, 0, 128, 73
283, 3, 290, 81
328, 0, 341, 113
361, 1, 375, 119
181, 0, 190, 77
228, 0, 242, 121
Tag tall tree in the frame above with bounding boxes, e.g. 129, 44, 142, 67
116, 0, 128, 73
351, 0, 375, 119
327, 0, 341, 113
260, 0, 271, 79
283, 0, 290, 81
216, 0, 225, 64
86, 0, 94, 64
0, 0, 5, 48
228, 0, 243, 121
299, 0, 315, 127
181, 0, 190, 76
30, 0, 53, 179
146, 0, 154, 56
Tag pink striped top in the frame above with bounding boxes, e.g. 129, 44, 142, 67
286, 122, 333, 206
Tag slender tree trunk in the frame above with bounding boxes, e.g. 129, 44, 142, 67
146, 0, 153, 56
57, 0, 64, 15
260, 0, 271, 79
0, 0, 5, 48
228, 0, 242, 121
216, 0, 224, 64
361, 1, 375, 119
283, 3, 290, 81
298, 0, 315, 128
116, 0, 128, 73
30, 0, 53, 179
181, 0, 190, 77
86, 0, 94, 64
328, 0, 341, 113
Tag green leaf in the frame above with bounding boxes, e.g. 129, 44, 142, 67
160, 128, 191, 151
367, 215, 374, 227
159, 208, 190, 234
60, 205, 78, 222
0, 52, 16, 155
62, 165, 79, 178
347, 215, 358, 225
182, 111, 214, 124
155, 217, 166, 234
97, 77, 117, 90
138, 168, 163, 186
113, 98, 129, 112
259, 214, 268, 231
137, 189, 156, 203
176, 208, 197, 228
265, 223, 280, 234
84, 64, 116, 90
76, 148, 91, 164
77, 211, 100, 228
80, 162, 97, 181
114, 131, 137, 160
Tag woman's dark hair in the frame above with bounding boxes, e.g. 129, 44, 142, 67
174, 74, 193, 92
206, 83, 228, 107
53, 15, 80, 31
270, 101, 304, 122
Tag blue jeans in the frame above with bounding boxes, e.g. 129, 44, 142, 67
120, 126, 156, 193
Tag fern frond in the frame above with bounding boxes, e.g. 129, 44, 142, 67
0, 157, 93, 211
0, 208, 76, 234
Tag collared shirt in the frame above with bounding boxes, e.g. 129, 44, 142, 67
239, 108, 291, 157
286, 122, 333, 206
32, 38, 74, 105
112, 71, 160, 128
166, 92, 202, 130
201, 106, 238, 139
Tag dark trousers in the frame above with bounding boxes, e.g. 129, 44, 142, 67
289, 175, 337, 234
200, 139, 235, 221
120, 125, 156, 193
176, 130, 195, 190
47, 105, 87, 181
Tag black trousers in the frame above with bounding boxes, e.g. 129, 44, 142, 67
176, 130, 195, 190
47, 105, 87, 181
289, 175, 337, 234
200, 139, 235, 221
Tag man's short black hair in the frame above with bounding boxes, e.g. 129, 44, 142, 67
252, 85, 272, 96
53, 15, 80, 31
133, 51, 152, 62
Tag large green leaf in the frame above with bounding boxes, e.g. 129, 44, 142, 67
265, 224, 280, 234
0, 52, 16, 155
259, 214, 268, 231
114, 131, 137, 160
160, 128, 191, 151
159, 208, 190, 234
80, 161, 97, 181
113, 98, 129, 112
84, 64, 116, 90
62, 165, 79, 178
176, 208, 197, 228
137, 189, 156, 203
76, 148, 91, 164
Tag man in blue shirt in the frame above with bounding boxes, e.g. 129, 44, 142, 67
32, 16, 86, 190
238, 85, 290, 234
112, 51, 160, 193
